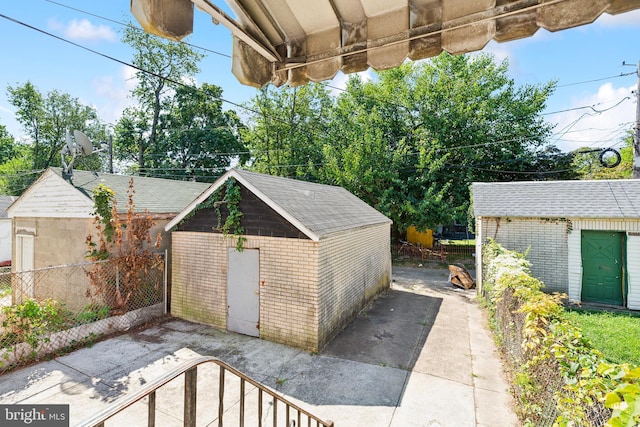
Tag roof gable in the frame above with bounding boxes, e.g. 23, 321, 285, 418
51, 168, 210, 214
9, 168, 211, 218
473, 180, 640, 219
7, 169, 93, 218
165, 169, 391, 241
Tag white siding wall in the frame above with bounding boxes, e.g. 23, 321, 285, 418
627, 235, 640, 310
475, 217, 484, 291
569, 219, 640, 309
8, 171, 93, 218
0, 219, 11, 262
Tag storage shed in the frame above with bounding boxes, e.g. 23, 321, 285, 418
472, 180, 640, 310
7, 167, 210, 309
165, 169, 393, 351
0, 196, 17, 265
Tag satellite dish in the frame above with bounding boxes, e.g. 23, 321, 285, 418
74, 130, 93, 155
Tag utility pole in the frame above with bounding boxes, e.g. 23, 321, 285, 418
109, 133, 114, 174
635, 61, 640, 179
626, 60, 640, 179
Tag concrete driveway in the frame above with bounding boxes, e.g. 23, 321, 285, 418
0, 266, 519, 426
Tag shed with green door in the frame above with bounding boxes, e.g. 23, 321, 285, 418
472, 180, 640, 310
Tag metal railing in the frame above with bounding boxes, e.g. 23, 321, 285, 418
78, 356, 334, 427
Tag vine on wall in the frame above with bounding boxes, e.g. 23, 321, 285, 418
173, 177, 247, 250
216, 178, 246, 251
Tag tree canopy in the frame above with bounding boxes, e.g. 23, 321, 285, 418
242, 53, 574, 234
114, 25, 246, 180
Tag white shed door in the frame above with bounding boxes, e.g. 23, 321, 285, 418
227, 248, 260, 337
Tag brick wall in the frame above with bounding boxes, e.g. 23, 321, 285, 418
479, 216, 640, 310
171, 232, 321, 350
317, 223, 391, 348
478, 217, 569, 293
171, 223, 391, 351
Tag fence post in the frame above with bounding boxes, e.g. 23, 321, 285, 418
163, 249, 168, 315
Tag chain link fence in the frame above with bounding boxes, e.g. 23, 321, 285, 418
392, 240, 475, 263
0, 256, 166, 372
492, 286, 611, 426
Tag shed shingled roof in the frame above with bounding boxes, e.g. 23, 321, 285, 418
50, 168, 210, 214
472, 180, 640, 219
0, 196, 17, 218
166, 168, 392, 240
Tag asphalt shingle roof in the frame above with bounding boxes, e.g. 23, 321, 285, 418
472, 180, 640, 219
234, 169, 391, 237
168, 169, 391, 240
0, 196, 17, 218
51, 168, 210, 214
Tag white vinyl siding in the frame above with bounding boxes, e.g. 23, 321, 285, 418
8, 170, 93, 218
627, 235, 640, 310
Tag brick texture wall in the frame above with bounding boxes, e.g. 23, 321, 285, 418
478, 217, 569, 293
318, 223, 391, 347
171, 223, 391, 351
478, 216, 640, 310
171, 232, 321, 350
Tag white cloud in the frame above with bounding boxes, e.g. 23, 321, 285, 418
91, 66, 138, 126
327, 69, 376, 96
595, 9, 640, 27
549, 82, 635, 152
48, 18, 116, 42
480, 41, 511, 64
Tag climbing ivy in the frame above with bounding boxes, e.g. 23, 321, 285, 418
173, 177, 247, 250
217, 178, 246, 251
92, 184, 116, 243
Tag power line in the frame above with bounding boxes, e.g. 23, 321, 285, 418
1, 11, 634, 179
42, 0, 232, 58
556, 72, 637, 88
0, 13, 252, 114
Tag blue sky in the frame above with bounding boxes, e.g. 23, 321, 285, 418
1, 1, 639, 153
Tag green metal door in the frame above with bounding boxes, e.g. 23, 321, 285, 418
581, 230, 625, 306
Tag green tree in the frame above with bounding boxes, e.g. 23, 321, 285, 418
243, 52, 564, 234
157, 83, 248, 181
572, 133, 633, 180
118, 24, 203, 174
324, 54, 561, 233
0, 123, 18, 163
6, 81, 104, 171
243, 83, 332, 181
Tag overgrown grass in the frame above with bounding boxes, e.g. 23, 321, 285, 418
439, 239, 475, 246
564, 309, 640, 365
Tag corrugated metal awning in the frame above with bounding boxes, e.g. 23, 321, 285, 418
131, 0, 640, 88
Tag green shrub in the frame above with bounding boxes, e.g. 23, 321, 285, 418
482, 240, 639, 426
1, 299, 73, 349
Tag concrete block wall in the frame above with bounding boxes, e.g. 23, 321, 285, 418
170, 232, 321, 351
13, 217, 94, 310
171, 232, 228, 329
256, 236, 319, 350
317, 223, 391, 349
478, 217, 569, 293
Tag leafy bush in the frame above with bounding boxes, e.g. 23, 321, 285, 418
482, 240, 640, 426
1, 299, 73, 349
